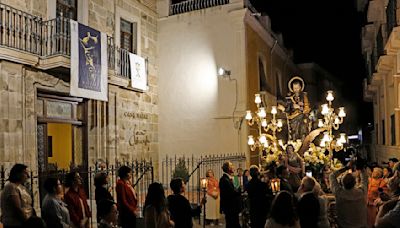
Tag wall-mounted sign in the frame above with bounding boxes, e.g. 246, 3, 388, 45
124, 112, 149, 119
129, 124, 150, 151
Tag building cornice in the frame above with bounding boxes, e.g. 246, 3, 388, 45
385, 27, 400, 55
243, 11, 291, 61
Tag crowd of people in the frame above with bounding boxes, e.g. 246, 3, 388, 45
0, 155, 399, 228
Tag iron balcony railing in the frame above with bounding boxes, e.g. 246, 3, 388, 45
170, 0, 230, 15
386, 0, 397, 38
0, 3, 131, 78
0, 4, 43, 55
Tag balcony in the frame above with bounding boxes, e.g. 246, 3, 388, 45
170, 0, 230, 15
0, 3, 131, 79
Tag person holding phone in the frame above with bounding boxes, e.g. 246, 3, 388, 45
329, 160, 368, 228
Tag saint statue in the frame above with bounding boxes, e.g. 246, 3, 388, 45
284, 76, 311, 141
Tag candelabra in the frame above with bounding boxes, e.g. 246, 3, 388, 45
318, 90, 347, 154
245, 94, 283, 163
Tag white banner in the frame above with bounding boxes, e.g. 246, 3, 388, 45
129, 53, 148, 91
70, 20, 108, 101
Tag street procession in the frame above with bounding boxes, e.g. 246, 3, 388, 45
0, 0, 399, 228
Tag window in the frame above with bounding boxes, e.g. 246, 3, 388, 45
258, 56, 271, 93
382, 119, 385, 145
391, 114, 396, 145
120, 18, 137, 54
56, 0, 77, 20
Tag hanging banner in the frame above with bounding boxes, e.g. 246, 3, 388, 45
129, 53, 148, 91
70, 20, 108, 101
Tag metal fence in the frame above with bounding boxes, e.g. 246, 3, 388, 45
0, 160, 154, 225
0, 2, 131, 79
161, 153, 246, 205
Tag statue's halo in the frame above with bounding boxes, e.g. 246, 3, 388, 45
288, 76, 305, 93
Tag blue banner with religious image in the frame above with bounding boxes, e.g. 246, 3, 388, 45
70, 20, 108, 101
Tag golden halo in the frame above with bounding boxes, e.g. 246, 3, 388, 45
288, 76, 305, 92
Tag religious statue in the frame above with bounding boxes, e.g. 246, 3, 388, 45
284, 76, 311, 141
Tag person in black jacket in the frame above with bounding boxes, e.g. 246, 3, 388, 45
167, 178, 205, 228
219, 161, 242, 228
246, 165, 272, 228
94, 172, 113, 221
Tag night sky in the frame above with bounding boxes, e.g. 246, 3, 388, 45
252, 0, 373, 132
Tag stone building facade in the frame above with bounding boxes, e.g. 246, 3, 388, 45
362, 0, 400, 161
157, 0, 299, 165
0, 0, 158, 209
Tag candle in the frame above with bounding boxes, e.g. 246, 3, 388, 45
270, 178, 280, 194
201, 178, 208, 189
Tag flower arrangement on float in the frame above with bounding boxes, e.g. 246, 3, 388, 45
303, 143, 344, 176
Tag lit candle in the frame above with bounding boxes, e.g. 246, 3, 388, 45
271, 106, 277, 115
321, 104, 329, 115
261, 119, 268, 127
339, 133, 346, 144
322, 132, 330, 142
248, 136, 255, 145
334, 116, 340, 125
326, 90, 334, 102
318, 119, 324, 128
258, 107, 267, 118
245, 110, 252, 120
277, 119, 283, 128
255, 94, 261, 104
270, 178, 280, 194
259, 134, 267, 144
201, 178, 208, 189
338, 107, 346, 118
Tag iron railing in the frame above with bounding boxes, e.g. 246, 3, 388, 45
41, 16, 71, 57
170, 0, 230, 15
386, 0, 397, 38
161, 153, 246, 206
0, 3, 42, 55
0, 2, 131, 79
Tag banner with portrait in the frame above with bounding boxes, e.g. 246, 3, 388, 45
129, 53, 148, 91
70, 21, 108, 101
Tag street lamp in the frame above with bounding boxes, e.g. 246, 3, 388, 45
200, 178, 208, 228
